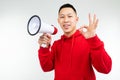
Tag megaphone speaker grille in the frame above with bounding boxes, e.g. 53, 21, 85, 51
27, 15, 41, 36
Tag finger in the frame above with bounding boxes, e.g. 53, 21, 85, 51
38, 34, 50, 45
94, 19, 99, 29
39, 35, 48, 42
79, 27, 83, 33
46, 33, 51, 39
39, 35, 44, 40
38, 36, 44, 45
43, 36, 50, 42
93, 14, 96, 24
43, 33, 51, 39
40, 33, 46, 40
89, 13, 92, 25
79, 25, 88, 32
42, 35, 51, 45
39, 38, 48, 44
82, 25, 88, 28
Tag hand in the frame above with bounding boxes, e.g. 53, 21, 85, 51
79, 13, 99, 39
38, 33, 51, 48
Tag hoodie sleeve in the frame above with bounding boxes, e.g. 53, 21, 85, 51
38, 43, 56, 72
86, 35, 112, 74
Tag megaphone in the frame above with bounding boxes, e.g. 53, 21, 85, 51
27, 15, 58, 36
27, 15, 58, 47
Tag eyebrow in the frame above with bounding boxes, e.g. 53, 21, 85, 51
59, 13, 73, 16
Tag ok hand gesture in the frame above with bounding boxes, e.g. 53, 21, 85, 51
79, 14, 99, 39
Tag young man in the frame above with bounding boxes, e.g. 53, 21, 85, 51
38, 3, 112, 80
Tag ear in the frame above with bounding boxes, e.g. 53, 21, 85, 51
57, 18, 60, 24
76, 17, 79, 22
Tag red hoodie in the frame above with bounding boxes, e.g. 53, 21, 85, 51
38, 30, 112, 80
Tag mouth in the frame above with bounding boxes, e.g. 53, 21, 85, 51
63, 24, 71, 29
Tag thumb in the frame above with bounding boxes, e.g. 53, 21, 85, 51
79, 25, 88, 33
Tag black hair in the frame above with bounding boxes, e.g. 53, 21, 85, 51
58, 3, 77, 14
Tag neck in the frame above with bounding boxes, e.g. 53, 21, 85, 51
64, 29, 76, 37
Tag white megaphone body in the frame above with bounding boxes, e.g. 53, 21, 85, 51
27, 15, 58, 47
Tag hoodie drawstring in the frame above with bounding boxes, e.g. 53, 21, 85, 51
60, 35, 75, 67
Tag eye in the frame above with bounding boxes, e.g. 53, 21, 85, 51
59, 15, 64, 18
68, 16, 72, 18
60, 16, 64, 18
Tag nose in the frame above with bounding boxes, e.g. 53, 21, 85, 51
64, 16, 69, 22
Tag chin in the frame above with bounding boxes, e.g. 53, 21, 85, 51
63, 29, 70, 32
64, 30, 71, 34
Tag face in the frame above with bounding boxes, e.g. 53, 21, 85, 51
58, 8, 79, 37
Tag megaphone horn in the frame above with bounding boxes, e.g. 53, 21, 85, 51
27, 15, 58, 36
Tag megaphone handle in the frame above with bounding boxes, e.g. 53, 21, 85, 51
41, 43, 47, 48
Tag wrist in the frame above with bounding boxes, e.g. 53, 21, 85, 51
86, 32, 96, 39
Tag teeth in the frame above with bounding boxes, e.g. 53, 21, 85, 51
63, 24, 70, 29
64, 25, 69, 28
64, 25, 68, 27
64, 24, 69, 27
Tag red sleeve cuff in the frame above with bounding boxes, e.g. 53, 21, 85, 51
38, 46, 50, 56
86, 35, 103, 48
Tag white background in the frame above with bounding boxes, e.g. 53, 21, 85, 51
0, 0, 120, 80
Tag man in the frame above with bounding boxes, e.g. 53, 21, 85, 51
38, 3, 112, 80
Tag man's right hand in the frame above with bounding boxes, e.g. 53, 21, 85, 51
38, 33, 52, 48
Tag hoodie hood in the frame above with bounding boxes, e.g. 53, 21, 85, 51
61, 30, 81, 40
60, 30, 81, 51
